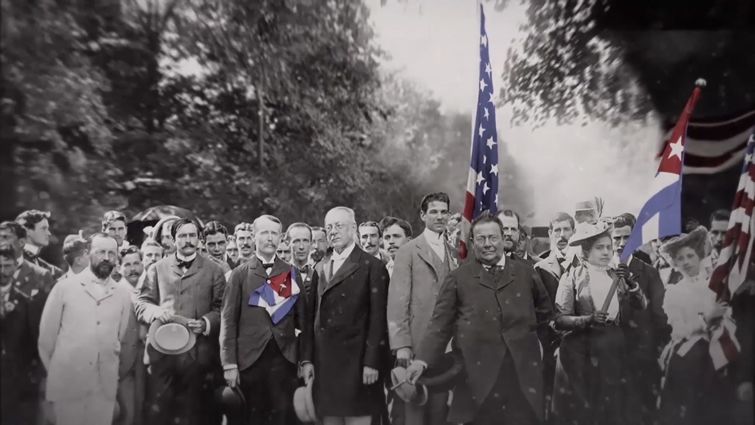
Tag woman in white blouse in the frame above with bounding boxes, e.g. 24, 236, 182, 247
552, 223, 647, 425
658, 226, 732, 425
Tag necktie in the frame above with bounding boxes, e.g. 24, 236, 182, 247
177, 259, 193, 269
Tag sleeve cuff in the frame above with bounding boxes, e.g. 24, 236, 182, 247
223, 364, 238, 371
412, 359, 428, 369
202, 317, 211, 336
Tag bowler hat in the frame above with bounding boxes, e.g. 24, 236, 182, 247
215, 385, 246, 419
147, 319, 196, 355
293, 379, 317, 423
391, 351, 465, 406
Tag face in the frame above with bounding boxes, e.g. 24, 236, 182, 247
549, 220, 575, 254
254, 218, 281, 258
161, 222, 176, 253
276, 242, 292, 263
611, 226, 632, 256
710, 220, 727, 251
311, 230, 327, 262
174, 223, 199, 257
359, 226, 381, 256
226, 241, 239, 262
499, 215, 520, 253
585, 235, 613, 267
0, 229, 23, 254
141, 245, 163, 268
28, 219, 51, 247
673, 246, 702, 277
205, 233, 227, 260
325, 210, 356, 252
383, 224, 409, 259
120, 252, 144, 286
236, 230, 254, 258
106, 220, 127, 246
0, 256, 18, 286
472, 221, 505, 265
288, 227, 312, 264
89, 236, 118, 279
420, 201, 450, 234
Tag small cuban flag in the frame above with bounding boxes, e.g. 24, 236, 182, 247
249, 267, 301, 325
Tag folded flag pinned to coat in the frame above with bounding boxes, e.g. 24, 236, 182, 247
249, 267, 301, 325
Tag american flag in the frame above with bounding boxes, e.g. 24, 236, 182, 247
706, 132, 755, 369
460, 4, 500, 259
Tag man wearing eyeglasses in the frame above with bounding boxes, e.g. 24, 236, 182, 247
311, 207, 390, 425
387, 192, 456, 425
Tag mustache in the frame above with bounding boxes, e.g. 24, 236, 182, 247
127, 271, 141, 277
240, 243, 252, 249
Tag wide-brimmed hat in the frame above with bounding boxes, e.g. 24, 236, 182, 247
147, 319, 196, 355
391, 366, 427, 405
293, 379, 317, 423
391, 352, 465, 406
660, 226, 712, 265
568, 222, 611, 247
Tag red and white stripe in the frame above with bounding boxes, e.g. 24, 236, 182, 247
662, 109, 755, 174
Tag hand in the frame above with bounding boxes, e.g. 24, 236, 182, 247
187, 319, 206, 335
301, 363, 315, 385
590, 311, 609, 325
156, 309, 173, 323
224, 367, 240, 388
406, 360, 426, 384
737, 382, 753, 402
615, 263, 629, 281
396, 347, 413, 368
362, 366, 378, 385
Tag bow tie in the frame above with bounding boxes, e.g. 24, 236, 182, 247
177, 259, 194, 269
262, 263, 274, 269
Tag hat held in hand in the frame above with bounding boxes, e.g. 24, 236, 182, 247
147, 315, 196, 355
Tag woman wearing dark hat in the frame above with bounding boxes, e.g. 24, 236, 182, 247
552, 222, 647, 425
658, 226, 732, 425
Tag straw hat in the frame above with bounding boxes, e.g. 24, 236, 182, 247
147, 319, 196, 356
659, 226, 711, 265
568, 222, 611, 248
293, 379, 317, 423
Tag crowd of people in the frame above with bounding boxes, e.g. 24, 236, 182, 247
0, 194, 753, 425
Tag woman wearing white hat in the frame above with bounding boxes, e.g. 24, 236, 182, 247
551, 222, 647, 425
657, 226, 732, 425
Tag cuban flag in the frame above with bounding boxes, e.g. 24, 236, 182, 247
620, 79, 706, 263
249, 267, 301, 325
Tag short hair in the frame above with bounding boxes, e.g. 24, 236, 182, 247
379, 216, 413, 238
470, 211, 505, 239
310, 226, 326, 237
710, 209, 730, 224
613, 213, 636, 230
358, 221, 382, 238
234, 222, 254, 235
119, 245, 142, 261
286, 222, 313, 240
252, 215, 282, 232
101, 210, 127, 231
88, 232, 117, 245
0, 221, 26, 240
171, 218, 202, 238
548, 212, 575, 231
498, 209, 521, 226
204, 221, 228, 239
140, 238, 163, 251
420, 192, 450, 214
62, 234, 89, 266
325, 206, 356, 223
0, 242, 17, 260
152, 216, 179, 243
16, 210, 50, 230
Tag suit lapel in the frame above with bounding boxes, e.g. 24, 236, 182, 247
182, 255, 203, 280
475, 263, 497, 290
415, 236, 441, 278
497, 261, 516, 291
323, 247, 361, 294
168, 256, 183, 279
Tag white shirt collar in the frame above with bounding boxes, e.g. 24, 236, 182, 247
16, 255, 24, 266
255, 253, 277, 264
176, 252, 197, 263
496, 254, 507, 268
24, 243, 41, 256
332, 242, 356, 261
423, 228, 445, 245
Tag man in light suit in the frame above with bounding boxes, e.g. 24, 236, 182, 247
387, 192, 457, 425
408, 212, 554, 425
136, 218, 226, 425
220, 214, 313, 425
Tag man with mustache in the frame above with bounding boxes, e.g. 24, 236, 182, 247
225, 237, 240, 269
136, 218, 226, 425
286, 222, 316, 298
611, 213, 670, 425
234, 222, 255, 265
309, 226, 328, 264
38, 233, 133, 425
387, 193, 456, 425
378, 216, 412, 277
497, 209, 535, 263
358, 221, 391, 265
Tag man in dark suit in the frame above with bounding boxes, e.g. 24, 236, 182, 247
408, 212, 554, 425
220, 215, 313, 425
15, 209, 62, 281
311, 206, 390, 425
136, 218, 226, 425
612, 213, 670, 425
286, 222, 317, 299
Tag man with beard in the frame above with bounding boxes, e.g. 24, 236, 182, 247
497, 210, 534, 264
709, 209, 730, 261
0, 242, 40, 425
612, 213, 670, 425
378, 216, 412, 277
310, 226, 328, 264
102, 210, 130, 250
220, 215, 313, 425
204, 221, 231, 273
16, 209, 62, 281
140, 238, 164, 270
234, 222, 255, 265
136, 218, 225, 425
286, 222, 316, 298
387, 194, 455, 425
38, 233, 133, 425
226, 236, 240, 270
359, 221, 391, 265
